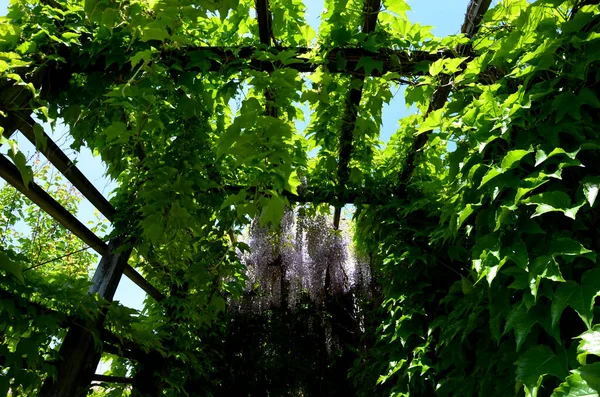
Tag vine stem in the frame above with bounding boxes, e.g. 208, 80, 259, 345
23, 245, 92, 272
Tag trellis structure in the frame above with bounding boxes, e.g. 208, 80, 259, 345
0, 0, 493, 395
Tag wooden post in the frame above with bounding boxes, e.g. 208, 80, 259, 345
38, 239, 132, 397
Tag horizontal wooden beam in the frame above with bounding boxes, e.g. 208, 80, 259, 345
88, 46, 446, 79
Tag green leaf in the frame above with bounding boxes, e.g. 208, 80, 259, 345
457, 203, 474, 230
529, 256, 564, 298
505, 239, 529, 269
286, 170, 301, 195
141, 26, 169, 42
553, 92, 581, 122
479, 166, 503, 189
130, 49, 155, 67
259, 193, 285, 227
0, 250, 24, 283
551, 238, 595, 260
552, 370, 599, 397
221, 189, 247, 209
355, 56, 383, 76
7, 143, 33, 188
583, 177, 600, 207
104, 122, 128, 143
516, 345, 568, 396
385, 0, 410, 15
551, 281, 589, 328
444, 57, 469, 73
33, 123, 48, 151
582, 269, 600, 317
501, 148, 533, 170
535, 147, 579, 167
577, 327, 600, 364
578, 363, 600, 391
16, 41, 37, 55
429, 58, 444, 76
527, 191, 585, 220
504, 303, 536, 350
299, 25, 315, 45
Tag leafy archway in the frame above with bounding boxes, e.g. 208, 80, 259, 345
0, 0, 599, 396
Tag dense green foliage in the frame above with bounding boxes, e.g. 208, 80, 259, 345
1, 0, 600, 395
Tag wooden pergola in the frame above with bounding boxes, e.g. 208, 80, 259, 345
0, 0, 491, 395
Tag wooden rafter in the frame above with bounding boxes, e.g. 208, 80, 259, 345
333, 0, 381, 229
0, 154, 165, 301
399, 0, 492, 183
88, 46, 445, 79
8, 116, 116, 221
39, 238, 132, 397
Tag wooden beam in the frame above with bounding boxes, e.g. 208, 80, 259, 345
333, 0, 381, 229
399, 0, 492, 182
39, 238, 132, 397
15, 116, 117, 221
87, 46, 445, 79
0, 154, 108, 254
123, 265, 165, 302
0, 154, 166, 301
255, 0, 273, 46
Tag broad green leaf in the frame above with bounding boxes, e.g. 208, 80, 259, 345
551, 238, 595, 261
33, 123, 48, 151
0, 251, 24, 283
576, 327, 600, 364
299, 25, 315, 44
7, 143, 33, 188
578, 363, 600, 391
504, 303, 536, 350
429, 58, 444, 76
553, 92, 581, 122
552, 371, 599, 397
501, 148, 533, 170
355, 56, 383, 76
130, 49, 155, 67
479, 166, 503, 189
444, 57, 469, 74
384, 0, 410, 15
221, 189, 248, 210
141, 26, 169, 42
529, 256, 564, 298
259, 193, 285, 227
582, 269, 600, 316
583, 177, 600, 207
286, 170, 301, 195
516, 345, 568, 396
535, 147, 579, 167
457, 203, 474, 230
505, 239, 529, 269
551, 281, 589, 328
16, 41, 36, 55
104, 122, 127, 142
527, 191, 585, 220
